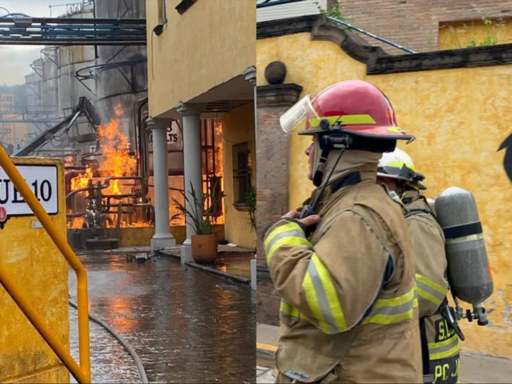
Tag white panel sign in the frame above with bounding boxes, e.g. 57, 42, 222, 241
0, 165, 59, 220
148, 120, 183, 152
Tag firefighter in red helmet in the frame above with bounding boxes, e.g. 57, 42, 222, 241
263, 80, 422, 383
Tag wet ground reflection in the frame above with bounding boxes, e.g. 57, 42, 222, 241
69, 253, 256, 383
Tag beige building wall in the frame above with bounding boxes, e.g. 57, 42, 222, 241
146, 0, 256, 118
222, 104, 256, 249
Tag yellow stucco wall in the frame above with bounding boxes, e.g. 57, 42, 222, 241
257, 32, 512, 358
146, 0, 256, 117
0, 158, 69, 383
222, 103, 256, 249
439, 19, 512, 50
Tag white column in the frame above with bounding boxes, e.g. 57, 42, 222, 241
147, 117, 176, 254
243, 66, 258, 290
177, 103, 203, 264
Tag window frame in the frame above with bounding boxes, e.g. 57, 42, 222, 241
232, 141, 252, 211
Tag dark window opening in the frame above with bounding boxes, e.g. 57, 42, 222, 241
232, 142, 252, 210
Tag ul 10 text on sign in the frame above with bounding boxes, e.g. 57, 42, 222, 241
0, 165, 58, 217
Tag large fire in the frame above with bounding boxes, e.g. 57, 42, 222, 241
68, 104, 141, 228
70, 104, 136, 195
213, 122, 225, 225
69, 110, 226, 230
97, 117, 137, 195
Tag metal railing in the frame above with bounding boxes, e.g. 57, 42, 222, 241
328, 17, 416, 54
0, 145, 91, 383
257, 0, 305, 8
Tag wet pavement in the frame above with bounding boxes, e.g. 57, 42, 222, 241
69, 306, 140, 383
214, 254, 253, 278
69, 253, 256, 383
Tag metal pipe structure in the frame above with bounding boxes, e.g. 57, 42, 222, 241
327, 17, 416, 54
136, 98, 149, 183
0, 146, 91, 383
0, 17, 146, 46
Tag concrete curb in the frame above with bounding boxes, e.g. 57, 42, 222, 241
184, 261, 251, 285
157, 249, 252, 285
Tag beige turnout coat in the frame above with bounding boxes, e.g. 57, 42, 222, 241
263, 170, 422, 383
404, 194, 460, 384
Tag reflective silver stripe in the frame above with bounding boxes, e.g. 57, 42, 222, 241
307, 259, 339, 334
416, 280, 445, 303
366, 297, 415, 317
445, 233, 484, 244
264, 229, 305, 255
429, 335, 460, 360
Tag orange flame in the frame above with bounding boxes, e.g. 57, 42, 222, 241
65, 156, 74, 166
69, 217, 85, 229
214, 122, 225, 225
169, 203, 186, 226
97, 117, 137, 195
71, 167, 93, 191
114, 104, 124, 117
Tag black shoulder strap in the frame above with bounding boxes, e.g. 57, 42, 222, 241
420, 317, 434, 383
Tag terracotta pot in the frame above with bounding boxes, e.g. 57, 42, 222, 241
191, 234, 218, 264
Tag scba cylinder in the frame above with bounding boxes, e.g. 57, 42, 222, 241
435, 187, 493, 306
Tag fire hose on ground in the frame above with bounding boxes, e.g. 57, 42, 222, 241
68, 299, 149, 384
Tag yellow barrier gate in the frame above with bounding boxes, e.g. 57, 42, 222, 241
0, 147, 91, 383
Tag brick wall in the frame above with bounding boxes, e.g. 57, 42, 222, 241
338, 0, 512, 54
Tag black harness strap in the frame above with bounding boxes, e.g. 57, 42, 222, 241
420, 317, 434, 383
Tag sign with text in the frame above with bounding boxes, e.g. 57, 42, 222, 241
148, 120, 183, 152
0, 165, 58, 227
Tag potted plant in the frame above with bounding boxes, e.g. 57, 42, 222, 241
246, 185, 257, 233
172, 180, 224, 264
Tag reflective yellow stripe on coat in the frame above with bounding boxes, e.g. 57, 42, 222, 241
280, 300, 303, 320
264, 221, 311, 264
363, 287, 418, 325
429, 333, 460, 360
416, 273, 449, 307
302, 253, 348, 334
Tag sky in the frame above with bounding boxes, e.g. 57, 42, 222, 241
0, 0, 74, 85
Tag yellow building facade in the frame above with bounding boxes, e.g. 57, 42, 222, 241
146, 0, 256, 250
257, 15, 512, 358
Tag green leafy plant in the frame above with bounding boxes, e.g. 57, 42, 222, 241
245, 185, 257, 232
317, 1, 345, 20
171, 179, 225, 235
445, 17, 509, 49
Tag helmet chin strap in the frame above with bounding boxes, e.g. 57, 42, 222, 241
313, 147, 330, 187
301, 147, 346, 219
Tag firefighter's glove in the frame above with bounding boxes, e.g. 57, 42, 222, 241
284, 210, 321, 238
262, 212, 321, 241
283, 210, 321, 226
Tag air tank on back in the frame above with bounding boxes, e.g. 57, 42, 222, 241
435, 187, 493, 325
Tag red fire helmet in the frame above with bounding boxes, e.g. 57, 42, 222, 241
280, 80, 414, 142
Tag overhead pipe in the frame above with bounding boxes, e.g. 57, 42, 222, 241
327, 17, 416, 54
